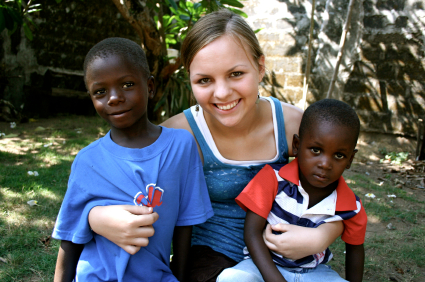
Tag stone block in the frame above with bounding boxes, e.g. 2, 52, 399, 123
286, 74, 303, 88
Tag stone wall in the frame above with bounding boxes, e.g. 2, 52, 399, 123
244, 0, 425, 136
0, 0, 139, 117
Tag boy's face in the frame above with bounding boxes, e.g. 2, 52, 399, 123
85, 54, 154, 130
293, 121, 357, 191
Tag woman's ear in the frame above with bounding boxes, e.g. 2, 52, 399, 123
148, 76, 156, 99
292, 134, 300, 157
258, 55, 266, 82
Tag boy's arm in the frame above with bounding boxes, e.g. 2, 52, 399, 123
171, 225, 193, 282
245, 210, 287, 282
345, 243, 364, 282
54, 240, 84, 282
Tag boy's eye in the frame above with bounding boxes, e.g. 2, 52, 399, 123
123, 82, 134, 88
311, 148, 321, 154
198, 78, 210, 84
230, 71, 243, 77
93, 89, 106, 96
335, 153, 345, 160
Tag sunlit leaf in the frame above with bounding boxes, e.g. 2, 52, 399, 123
220, 0, 244, 8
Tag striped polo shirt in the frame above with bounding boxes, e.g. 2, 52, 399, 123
236, 158, 367, 268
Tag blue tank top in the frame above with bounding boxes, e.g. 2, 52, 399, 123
183, 97, 289, 262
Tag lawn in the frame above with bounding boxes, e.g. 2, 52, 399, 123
0, 116, 424, 281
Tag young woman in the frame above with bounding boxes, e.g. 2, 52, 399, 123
88, 9, 343, 282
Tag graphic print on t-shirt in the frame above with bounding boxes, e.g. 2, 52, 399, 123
134, 183, 164, 208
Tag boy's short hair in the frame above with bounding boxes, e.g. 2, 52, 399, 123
299, 99, 360, 145
83, 37, 150, 80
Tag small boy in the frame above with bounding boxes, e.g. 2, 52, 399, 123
219, 99, 367, 282
52, 37, 213, 282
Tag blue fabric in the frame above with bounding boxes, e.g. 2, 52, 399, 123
183, 97, 289, 262
217, 258, 348, 282
52, 127, 213, 282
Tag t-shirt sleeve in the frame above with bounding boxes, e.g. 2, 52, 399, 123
51, 159, 98, 244
235, 165, 279, 219
175, 137, 213, 226
341, 199, 367, 245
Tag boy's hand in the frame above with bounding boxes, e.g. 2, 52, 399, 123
88, 205, 159, 255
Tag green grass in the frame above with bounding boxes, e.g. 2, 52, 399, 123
327, 168, 425, 281
0, 116, 424, 281
0, 115, 108, 281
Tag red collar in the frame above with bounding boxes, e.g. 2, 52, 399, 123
278, 158, 357, 211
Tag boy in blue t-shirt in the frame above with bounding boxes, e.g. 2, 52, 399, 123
52, 37, 213, 282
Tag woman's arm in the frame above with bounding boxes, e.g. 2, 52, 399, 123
245, 211, 287, 282
88, 205, 158, 255
263, 221, 343, 260
171, 226, 193, 282
54, 240, 84, 282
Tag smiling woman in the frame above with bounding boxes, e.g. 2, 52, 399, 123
87, 10, 344, 282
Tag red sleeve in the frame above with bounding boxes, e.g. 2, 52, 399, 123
235, 165, 279, 219
341, 200, 367, 245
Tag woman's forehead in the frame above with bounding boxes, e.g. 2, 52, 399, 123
190, 35, 258, 73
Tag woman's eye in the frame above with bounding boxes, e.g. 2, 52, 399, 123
199, 78, 210, 84
231, 71, 243, 77
311, 148, 320, 154
123, 82, 134, 88
335, 153, 345, 160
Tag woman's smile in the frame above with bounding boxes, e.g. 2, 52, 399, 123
215, 99, 240, 111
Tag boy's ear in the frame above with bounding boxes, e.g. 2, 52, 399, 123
292, 134, 300, 157
346, 149, 358, 169
148, 76, 156, 99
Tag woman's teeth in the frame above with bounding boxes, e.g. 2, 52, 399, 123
216, 100, 238, 110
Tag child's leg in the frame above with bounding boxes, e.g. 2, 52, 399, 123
217, 259, 296, 282
217, 259, 264, 282
299, 264, 348, 282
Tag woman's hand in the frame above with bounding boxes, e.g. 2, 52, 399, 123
263, 221, 343, 260
88, 205, 159, 255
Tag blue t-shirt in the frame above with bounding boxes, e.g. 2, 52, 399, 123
183, 97, 289, 262
52, 127, 214, 282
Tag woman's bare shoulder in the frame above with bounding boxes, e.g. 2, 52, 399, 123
161, 112, 193, 133
280, 102, 303, 120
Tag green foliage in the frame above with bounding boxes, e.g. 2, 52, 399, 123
380, 151, 409, 165
0, 0, 52, 40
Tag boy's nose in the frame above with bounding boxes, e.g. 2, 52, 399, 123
318, 157, 332, 170
108, 89, 125, 105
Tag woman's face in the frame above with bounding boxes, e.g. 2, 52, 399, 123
189, 35, 265, 128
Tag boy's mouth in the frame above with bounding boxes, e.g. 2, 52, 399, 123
110, 109, 130, 116
215, 99, 240, 111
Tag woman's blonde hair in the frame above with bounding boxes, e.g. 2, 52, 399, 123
181, 9, 264, 71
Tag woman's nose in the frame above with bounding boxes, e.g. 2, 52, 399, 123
214, 80, 232, 100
